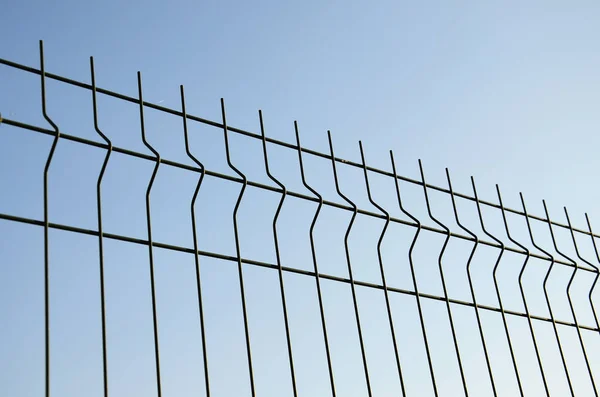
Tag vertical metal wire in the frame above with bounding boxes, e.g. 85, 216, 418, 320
562, 208, 599, 396
389, 152, 438, 397
220, 98, 255, 396
137, 72, 163, 397
40, 40, 61, 397
585, 214, 600, 335
295, 123, 336, 397
259, 111, 297, 397
90, 56, 112, 397
446, 169, 497, 397
419, 160, 468, 396
327, 131, 372, 397
522, 195, 574, 396
544, 202, 598, 396
180, 86, 210, 396
471, 177, 524, 397
496, 186, 550, 396
359, 142, 406, 397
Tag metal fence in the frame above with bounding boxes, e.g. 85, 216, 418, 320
2, 41, 600, 397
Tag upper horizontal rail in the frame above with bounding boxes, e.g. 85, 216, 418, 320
1, 57, 597, 242
1, 116, 597, 274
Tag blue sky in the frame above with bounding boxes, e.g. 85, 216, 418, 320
2, 1, 600, 396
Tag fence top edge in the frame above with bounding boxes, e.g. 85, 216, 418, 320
1, 56, 597, 241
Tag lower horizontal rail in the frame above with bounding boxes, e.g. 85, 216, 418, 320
1, 211, 597, 333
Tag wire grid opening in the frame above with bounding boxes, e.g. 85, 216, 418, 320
1, 41, 600, 397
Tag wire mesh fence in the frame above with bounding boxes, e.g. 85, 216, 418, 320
1, 41, 600, 397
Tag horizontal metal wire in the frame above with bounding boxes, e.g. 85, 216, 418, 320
2, 117, 596, 275
1, 56, 598, 242
1, 211, 597, 333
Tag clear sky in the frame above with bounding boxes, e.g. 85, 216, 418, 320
2, 1, 600, 396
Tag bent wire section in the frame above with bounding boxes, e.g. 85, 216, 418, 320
220, 98, 256, 396
447, 169, 497, 396
471, 178, 524, 396
90, 56, 112, 397
359, 142, 406, 396
586, 214, 600, 335
295, 123, 337, 397
563, 208, 599, 396
544, 202, 598, 396
390, 152, 438, 397
419, 160, 468, 396
40, 40, 61, 397
180, 86, 210, 396
138, 71, 163, 397
522, 195, 575, 396
497, 186, 549, 396
328, 131, 372, 397
567, 211, 600, 334
259, 111, 298, 397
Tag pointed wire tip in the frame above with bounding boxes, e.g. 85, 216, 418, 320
564, 207, 571, 221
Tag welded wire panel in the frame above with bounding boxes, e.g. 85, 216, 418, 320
1, 41, 600, 397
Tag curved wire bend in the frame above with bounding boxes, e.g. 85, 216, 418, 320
295, 123, 336, 397
471, 177, 524, 397
260, 111, 298, 397
561, 208, 599, 396
359, 142, 406, 396
327, 131, 372, 397
180, 86, 210, 396
497, 186, 549, 396
390, 153, 438, 397
220, 98, 256, 396
138, 71, 163, 397
585, 214, 600, 336
521, 195, 574, 396
567, 210, 600, 332
544, 203, 598, 396
419, 161, 468, 396
90, 56, 112, 397
446, 169, 497, 397
40, 40, 61, 397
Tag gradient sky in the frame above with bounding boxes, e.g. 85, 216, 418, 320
2, 1, 600, 396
